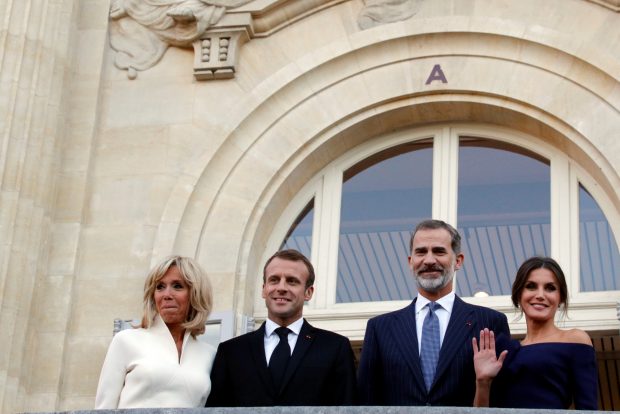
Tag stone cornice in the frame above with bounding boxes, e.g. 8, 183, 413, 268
108, 0, 619, 81
185, 0, 620, 38
233, 0, 347, 36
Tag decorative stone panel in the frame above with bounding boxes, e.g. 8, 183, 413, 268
108, 0, 252, 79
193, 28, 249, 80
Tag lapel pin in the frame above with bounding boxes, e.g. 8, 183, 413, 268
466, 321, 472, 326
305, 335, 312, 339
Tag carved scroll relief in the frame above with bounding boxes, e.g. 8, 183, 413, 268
108, 0, 251, 80
358, 0, 423, 30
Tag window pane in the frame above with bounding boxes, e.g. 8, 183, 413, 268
336, 141, 433, 303
280, 199, 314, 259
579, 184, 620, 291
457, 140, 551, 297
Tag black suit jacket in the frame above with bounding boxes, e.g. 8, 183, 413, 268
357, 296, 510, 406
206, 319, 357, 406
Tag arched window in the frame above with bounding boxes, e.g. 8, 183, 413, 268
258, 124, 620, 335
281, 199, 314, 259
457, 140, 551, 297
579, 184, 620, 291
337, 141, 432, 303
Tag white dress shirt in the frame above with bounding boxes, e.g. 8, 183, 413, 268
415, 291, 455, 354
264, 317, 304, 364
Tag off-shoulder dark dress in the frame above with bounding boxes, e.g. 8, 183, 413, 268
491, 340, 598, 410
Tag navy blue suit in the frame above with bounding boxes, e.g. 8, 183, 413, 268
207, 320, 357, 406
358, 296, 510, 406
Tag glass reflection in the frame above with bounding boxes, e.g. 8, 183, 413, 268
457, 139, 551, 297
337, 141, 433, 303
280, 199, 314, 260
579, 184, 620, 291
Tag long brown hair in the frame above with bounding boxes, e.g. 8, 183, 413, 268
511, 256, 568, 310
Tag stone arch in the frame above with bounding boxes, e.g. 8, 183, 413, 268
152, 27, 620, 328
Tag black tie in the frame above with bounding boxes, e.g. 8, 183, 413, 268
269, 327, 291, 388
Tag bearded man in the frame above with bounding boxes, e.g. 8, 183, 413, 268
357, 219, 510, 406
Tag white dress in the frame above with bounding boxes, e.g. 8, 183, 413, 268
95, 315, 216, 408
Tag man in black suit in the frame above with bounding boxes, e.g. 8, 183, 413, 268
358, 219, 510, 406
206, 249, 357, 406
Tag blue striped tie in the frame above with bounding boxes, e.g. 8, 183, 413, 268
420, 302, 441, 391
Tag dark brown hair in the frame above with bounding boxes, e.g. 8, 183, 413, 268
263, 249, 315, 288
409, 219, 462, 254
511, 256, 568, 309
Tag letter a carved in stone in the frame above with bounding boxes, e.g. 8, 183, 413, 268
425, 64, 448, 85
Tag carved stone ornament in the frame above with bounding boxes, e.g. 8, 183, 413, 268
193, 29, 248, 80
108, 0, 619, 80
356, 0, 619, 30
358, 0, 423, 30
108, 0, 252, 79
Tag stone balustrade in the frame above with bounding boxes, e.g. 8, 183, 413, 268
24, 407, 620, 414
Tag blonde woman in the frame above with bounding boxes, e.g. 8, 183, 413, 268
96, 256, 215, 408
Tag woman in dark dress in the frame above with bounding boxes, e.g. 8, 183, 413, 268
472, 256, 598, 409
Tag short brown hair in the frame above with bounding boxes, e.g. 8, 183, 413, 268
409, 219, 462, 254
141, 255, 213, 337
511, 256, 568, 310
263, 249, 315, 288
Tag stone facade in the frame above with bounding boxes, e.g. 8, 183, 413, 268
0, 0, 619, 413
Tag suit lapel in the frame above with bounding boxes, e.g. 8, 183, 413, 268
433, 296, 475, 387
278, 319, 315, 394
391, 300, 426, 392
249, 323, 278, 395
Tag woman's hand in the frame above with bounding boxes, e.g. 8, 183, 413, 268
472, 328, 507, 381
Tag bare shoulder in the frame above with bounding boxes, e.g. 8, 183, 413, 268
561, 328, 592, 345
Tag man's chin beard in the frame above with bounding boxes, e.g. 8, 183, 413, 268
415, 272, 454, 293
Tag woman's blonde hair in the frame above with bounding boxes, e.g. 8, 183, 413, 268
141, 255, 213, 337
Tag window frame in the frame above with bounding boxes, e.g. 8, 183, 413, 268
254, 123, 620, 334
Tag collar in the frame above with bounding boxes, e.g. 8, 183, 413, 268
265, 317, 304, 337
152, 313, 191, 345
415, 291, 456, 314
